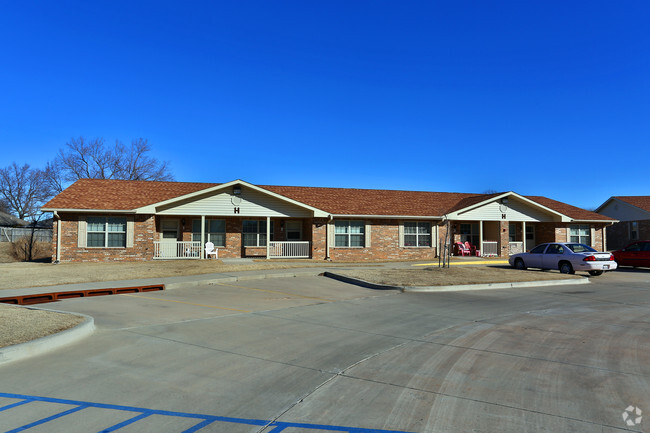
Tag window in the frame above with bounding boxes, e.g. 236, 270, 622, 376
566, 243, 596, 253
192, 219, 226, 247
569, 224, 591, 245
404, 222, 431, 247
630, 221, 639, 240
285, 221, 302, 241
460, 223, 479, 246
545, 244, 565, 254
243, 220, 273, 247
335, 220, 365, 247
530, 244, 547, 254
87, 216, 126, 247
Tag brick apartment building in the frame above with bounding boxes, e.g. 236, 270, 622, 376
596, 196, 650, 250
42, 179, 615, 262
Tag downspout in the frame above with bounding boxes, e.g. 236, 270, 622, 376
53, 211, 61, 264
325, 214, 333, 260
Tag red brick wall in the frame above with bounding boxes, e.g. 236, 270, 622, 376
605, 220, 650, 250
55, 213, 155, 262
329, 219, 437, 261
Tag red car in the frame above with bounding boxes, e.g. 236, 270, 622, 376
612, 241, 650, 268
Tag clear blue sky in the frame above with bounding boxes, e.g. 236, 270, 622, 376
1, 1, 648, 210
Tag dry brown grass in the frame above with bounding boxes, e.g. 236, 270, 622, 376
0, 259, 367, 290
335, 266, 583, 286
0, 303, 84, 347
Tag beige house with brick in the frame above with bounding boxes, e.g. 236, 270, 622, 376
596, 196, 650, 250
42, 179, 615, 262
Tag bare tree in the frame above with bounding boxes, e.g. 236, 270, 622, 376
0, 163, 53, 220
47, 136, 174, 192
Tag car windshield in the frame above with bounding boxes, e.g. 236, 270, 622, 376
566, 243, 596, 253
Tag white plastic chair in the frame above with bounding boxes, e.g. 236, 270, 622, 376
205, 241, 218, 259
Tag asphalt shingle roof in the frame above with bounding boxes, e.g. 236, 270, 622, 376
612, 196, 650, 213
42, 179, 613, 221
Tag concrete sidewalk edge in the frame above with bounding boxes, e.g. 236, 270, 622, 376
323, 271, 590, 292
0, 308, 95, 365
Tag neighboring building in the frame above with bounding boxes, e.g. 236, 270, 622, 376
596, 196, 650, 250
0, 211, 28, 228
42, 179, 615, 262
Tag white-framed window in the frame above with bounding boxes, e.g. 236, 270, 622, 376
87, 216, 126, 247
630, 221, 639, 240
243, 220, 273, 247
192, 219, 226, 247
335, 220, 365, 247
285, 221, 302, 241
403, 222, 431, 247
569, 224, 591, 245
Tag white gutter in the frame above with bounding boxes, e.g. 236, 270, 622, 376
41, 208, 137, 214
53, 211, 61, 263
326, 214, 333, 260
330, 214, 443, 220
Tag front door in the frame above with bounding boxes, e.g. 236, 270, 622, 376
525, 225, 536, 251
160, 219, 179, 257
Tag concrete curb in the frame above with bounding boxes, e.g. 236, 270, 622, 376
164, 270, 324, 290
0, 307, 95, 365
323, 271, 590, 292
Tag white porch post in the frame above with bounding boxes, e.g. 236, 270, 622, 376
479, 221, 483, 257
266, 216, 271, 259
522, 221, 526, 252
201, 215, 205, 259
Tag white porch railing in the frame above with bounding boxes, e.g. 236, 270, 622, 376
482, 241, 498, 257
153, 241, 202, 259
509, 241, 524, 255
269, 241, 310, 259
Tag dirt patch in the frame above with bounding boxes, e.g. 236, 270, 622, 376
334, 266, 584, 287
0, 259, 372, 290
0, 303, 84, 347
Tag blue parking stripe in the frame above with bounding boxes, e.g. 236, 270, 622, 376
180, 418, 217, 433
0, 393, 414, 433
99, 412, 151, 433
0, 400, 30, 413
5, 404, 87, 433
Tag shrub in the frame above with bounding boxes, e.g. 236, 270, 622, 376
10, 236, 52, 262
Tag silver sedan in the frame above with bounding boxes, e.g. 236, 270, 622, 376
509, 242, 617, 276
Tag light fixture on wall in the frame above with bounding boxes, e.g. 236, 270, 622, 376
501, 198, 508, 205
233, 185, 242, 195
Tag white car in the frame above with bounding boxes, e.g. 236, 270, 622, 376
509, 242, 617, 276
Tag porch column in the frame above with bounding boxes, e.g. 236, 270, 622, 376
201, 215, 205, 259
522, 221, 526, 252
479, 221, 483, 258
266, 216, 271, 259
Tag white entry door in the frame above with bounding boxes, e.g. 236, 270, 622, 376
525, 225, 536, 251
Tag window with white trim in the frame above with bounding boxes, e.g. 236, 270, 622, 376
243, 220, 273, 247
335, 220, 365, 247
569, 224, 590, 245
404, 222, 431, 247
192, 219, 226, 247
87, 216, 126, 247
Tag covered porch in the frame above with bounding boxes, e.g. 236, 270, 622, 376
152, 216, 312, 260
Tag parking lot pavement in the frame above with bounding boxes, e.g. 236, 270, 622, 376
1, 271, 649, 432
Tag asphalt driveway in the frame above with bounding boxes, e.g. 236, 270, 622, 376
1, 271, 649, 432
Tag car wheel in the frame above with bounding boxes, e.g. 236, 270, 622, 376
588, 270, 603, 276
559, 262, 574, 274
514, 258, 527, 270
